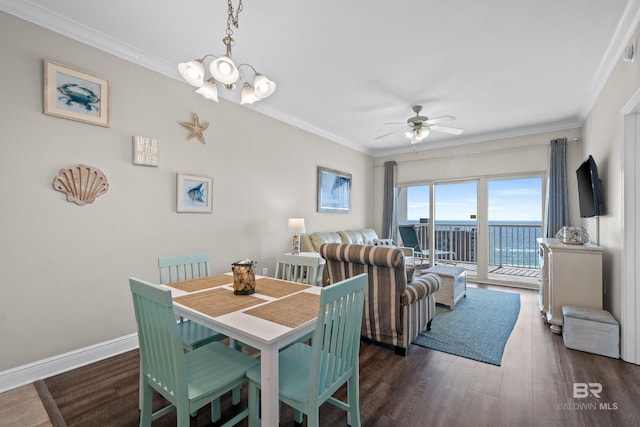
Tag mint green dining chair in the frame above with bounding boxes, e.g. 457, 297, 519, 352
158, 253, 211, 283
130, 277, 259, 427
246, 273, 367, 427
158, 254, 226, 351
275, 254, 323, 286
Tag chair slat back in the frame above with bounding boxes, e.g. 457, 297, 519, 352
129, 278, 187, 399
158, 254, 211, 284
275, 254, 322, 286
310, 273, 366, 401
398, 225, 422, 253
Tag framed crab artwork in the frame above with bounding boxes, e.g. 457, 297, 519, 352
176, 173, 213, 213
44, 59, 110, 127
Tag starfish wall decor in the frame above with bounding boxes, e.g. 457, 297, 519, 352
179, 113, 209, 143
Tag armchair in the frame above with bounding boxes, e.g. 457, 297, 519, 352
320, 243, 441, 356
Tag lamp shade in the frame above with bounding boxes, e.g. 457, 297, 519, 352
210, 55, 239, 85
288, 218, 306, 234
195, 78, 219, 101
416, 128, 430, 141
406, 127, 429, 143
240, 82, 259, 104
178, 60, 205, 87
253, 73, 276, 99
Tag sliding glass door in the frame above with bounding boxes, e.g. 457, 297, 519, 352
397, 181, 478, 272
433, 181, 478, 273
487, 176, 543, 284
397, 174, 544, 286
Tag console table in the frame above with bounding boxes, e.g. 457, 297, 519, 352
537, 237, 603, 334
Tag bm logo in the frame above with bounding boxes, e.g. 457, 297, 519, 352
573, 383, 602, 398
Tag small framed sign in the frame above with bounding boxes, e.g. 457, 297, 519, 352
132, 136, 159, 166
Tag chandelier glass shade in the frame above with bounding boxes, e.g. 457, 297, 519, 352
210, 53, 239, 85
178, 60, 205, 87
405, 127, 430, 143
195, 78, 219, 101
177, 0, 275, 104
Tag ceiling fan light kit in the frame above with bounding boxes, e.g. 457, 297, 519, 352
405, 127, 429, 143
375, 104, 464, 144
177, 0, 276, 104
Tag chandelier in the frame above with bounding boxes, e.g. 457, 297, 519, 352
177, 0, 276, 104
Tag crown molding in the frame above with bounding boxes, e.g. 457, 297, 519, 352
2, 0, 637, 159
0, 0, 179, 79
370, 118, 584, 157
581, 0, 640, 119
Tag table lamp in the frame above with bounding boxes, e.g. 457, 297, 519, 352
288, 218, 306, 255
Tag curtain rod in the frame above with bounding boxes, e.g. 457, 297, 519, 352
374, 136, 581, 166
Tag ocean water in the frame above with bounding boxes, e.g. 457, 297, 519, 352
407, 220, 542, 268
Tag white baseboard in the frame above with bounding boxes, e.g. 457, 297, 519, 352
0, 333, 139, 393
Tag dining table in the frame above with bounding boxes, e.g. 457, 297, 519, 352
162, 273, 322, 427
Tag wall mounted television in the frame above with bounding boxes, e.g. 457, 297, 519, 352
576, 155, 604, 218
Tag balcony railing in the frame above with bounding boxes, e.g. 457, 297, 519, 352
411, 222, 542, 271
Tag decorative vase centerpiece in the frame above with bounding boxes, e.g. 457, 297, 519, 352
556, 226, 590, 245
232, 259, 257, 295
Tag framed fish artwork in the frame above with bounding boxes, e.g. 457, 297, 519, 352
177, 173, 213, 213
44, 59, 110, 127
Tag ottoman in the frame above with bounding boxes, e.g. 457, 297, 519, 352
562, 305, 619, 358
424, 265, 466, 310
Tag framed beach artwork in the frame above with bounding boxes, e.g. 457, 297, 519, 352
317, 166, 351, 213
177, 173, 213, 213
44, 59, 110, 127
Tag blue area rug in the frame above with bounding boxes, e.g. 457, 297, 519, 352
412, 287, 520, 365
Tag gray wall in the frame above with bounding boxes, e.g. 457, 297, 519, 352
0, 12, 374, 371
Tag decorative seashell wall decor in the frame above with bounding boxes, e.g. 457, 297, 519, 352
52, 164, 109, 205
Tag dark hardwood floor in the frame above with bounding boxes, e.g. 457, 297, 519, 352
39, 284, 640, 426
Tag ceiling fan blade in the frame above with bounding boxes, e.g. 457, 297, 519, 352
374, 127, 406, 140
430, 124, 464, 135
425, 115, 456, 125
383, 122, 406, 125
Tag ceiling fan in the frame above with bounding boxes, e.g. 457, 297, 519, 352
375, 105, 463, 143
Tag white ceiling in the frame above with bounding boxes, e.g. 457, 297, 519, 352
2, 0, 639, 156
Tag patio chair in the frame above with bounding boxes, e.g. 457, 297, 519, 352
129, 277, 259, 426
246, 273, 367, 427
398, 225, 456, 267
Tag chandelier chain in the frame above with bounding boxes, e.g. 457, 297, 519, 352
226, 0, 243, 37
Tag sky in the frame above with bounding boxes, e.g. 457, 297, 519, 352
406, 177, 543, 223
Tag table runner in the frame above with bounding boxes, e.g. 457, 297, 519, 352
168, 274, 232, 293
173, 287, 263, 317
245, 292, 320, 328
254, 277, 310, 298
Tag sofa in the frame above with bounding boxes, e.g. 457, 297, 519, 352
320, 243, 442, 356
300, 228, 381, 252
301, 228, 413, 285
